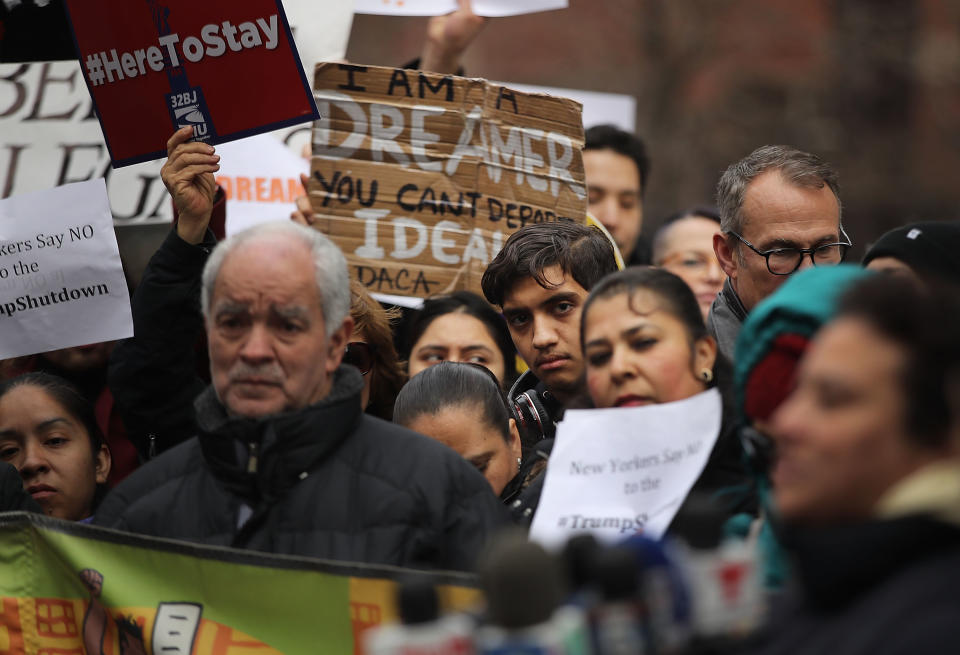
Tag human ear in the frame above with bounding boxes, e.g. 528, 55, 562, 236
94, 444, 111, 486
714, 232, 738, 279
325, 316, 355, 375
508, 418, 522, 461
693, 335, 718, 382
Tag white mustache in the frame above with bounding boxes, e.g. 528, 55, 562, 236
228, 362, 284, 384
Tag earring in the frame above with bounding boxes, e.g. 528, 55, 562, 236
517, 457, 522, 471
700, 369, 713, 383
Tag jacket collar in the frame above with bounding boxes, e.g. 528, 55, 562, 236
195, 366, 364, 503
718, 278, 749, 323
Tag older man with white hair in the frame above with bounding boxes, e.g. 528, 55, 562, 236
97, 128, 505, 571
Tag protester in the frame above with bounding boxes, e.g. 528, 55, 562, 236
746, 275, 960, 652
346, 280, 407, 420
2, 344, 138, 486
394, 363, 524, 497
0, 372, 111, 522
481, 221, 619, 449
732, 264, 873, 589
862, 220, 960, 283
579, 267, 753, 523
112, 129, 408, 455
710, 145, 851, 361
97, 132, 506, 568
652, 207, 725, 320
584, 124, 652, 265
404, 291, 517, 389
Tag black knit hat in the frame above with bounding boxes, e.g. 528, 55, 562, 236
862, 221, 960, 282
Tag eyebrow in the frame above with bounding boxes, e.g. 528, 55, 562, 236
214, 301, 249, 316
0, 417, 71, 440
762, 233, 838, 250
584, 323, 657, 350
272, 306, 309, 321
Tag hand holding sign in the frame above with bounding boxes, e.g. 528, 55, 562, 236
161, 127, 220, 245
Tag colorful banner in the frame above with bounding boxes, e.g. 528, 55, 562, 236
63, 0, 320, 167
0, 512, 480, 654
309, 63, 587, 299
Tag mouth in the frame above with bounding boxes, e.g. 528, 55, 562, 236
535, 355, 570, 372
614, 394, 654, 408
232, 378, 281, 386
696, 292, 718, 305
26, 484, 56, 500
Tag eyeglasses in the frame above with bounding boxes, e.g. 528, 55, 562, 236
726, 227, 852, 276
343, 342, 375, 376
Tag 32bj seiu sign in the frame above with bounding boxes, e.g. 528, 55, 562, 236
308, 63, 588, 299
64, 0, 319, 167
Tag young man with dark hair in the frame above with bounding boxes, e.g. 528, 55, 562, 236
481, 221, 619, 446
584, 124, 651, 265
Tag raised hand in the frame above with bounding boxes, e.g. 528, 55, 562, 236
161, 126, 220, 244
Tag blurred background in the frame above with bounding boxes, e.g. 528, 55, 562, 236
349, 0, 960, 257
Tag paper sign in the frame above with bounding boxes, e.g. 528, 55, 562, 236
0, 179, 133, 359
285, 0, 355, 74
214, 133, 309, 236
529, 389, 723, 548
308, 62, 587, 298
63, 0, 320, 167
355, 0, 567, 17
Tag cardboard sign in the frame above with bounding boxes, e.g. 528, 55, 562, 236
529, 389, 723, 548
355, 0, 567, 17
308, 63, 587, 298
64, 0, 320, 167
0, 178, 133, 359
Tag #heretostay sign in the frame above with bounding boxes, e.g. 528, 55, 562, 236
64, 0, 319, 167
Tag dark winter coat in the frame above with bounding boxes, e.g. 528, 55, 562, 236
96, 367, 508, 571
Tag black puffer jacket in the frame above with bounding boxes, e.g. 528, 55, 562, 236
95, 367, 508, 571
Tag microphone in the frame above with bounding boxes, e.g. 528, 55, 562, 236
362, 578, 475, 655
588, 545, 653, 655
475, 534, 591, 654
668, 495, 765, 641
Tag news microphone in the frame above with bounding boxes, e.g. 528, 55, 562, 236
588, 545, 653, 655
362, 578, 474, 655
475, 535, 591, 654
668, 495, 765, 640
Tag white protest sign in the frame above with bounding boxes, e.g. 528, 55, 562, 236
214, 134, 310, 237
0, 178, 133, 359
529, 389, 723, 548
285, 0, 355, 73
355, 0, 566, 17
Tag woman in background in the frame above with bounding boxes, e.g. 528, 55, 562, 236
0, 372, 111, 521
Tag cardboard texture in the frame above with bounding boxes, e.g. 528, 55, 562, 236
309, 63, 587, 298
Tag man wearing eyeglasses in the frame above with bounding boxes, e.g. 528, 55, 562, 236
709, 145, 852, 362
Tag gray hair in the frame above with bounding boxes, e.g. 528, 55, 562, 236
201, 221, 350, 337
716, 145, 842, 236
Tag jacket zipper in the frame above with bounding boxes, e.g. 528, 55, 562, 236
247, 441, 259, 474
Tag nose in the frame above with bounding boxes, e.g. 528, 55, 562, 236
705, 259, 724, 284
238, 324, 275, 363
768, 388, 805, 447
797, 252, 817, 273
19, 441, 49, 479
608, 344, 636, 383
592, 196, 620, 232
531, 316, 559, 351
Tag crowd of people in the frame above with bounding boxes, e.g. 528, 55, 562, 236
2, 2, 960, 653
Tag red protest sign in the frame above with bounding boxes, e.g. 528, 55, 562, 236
64, 0, 319, 167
